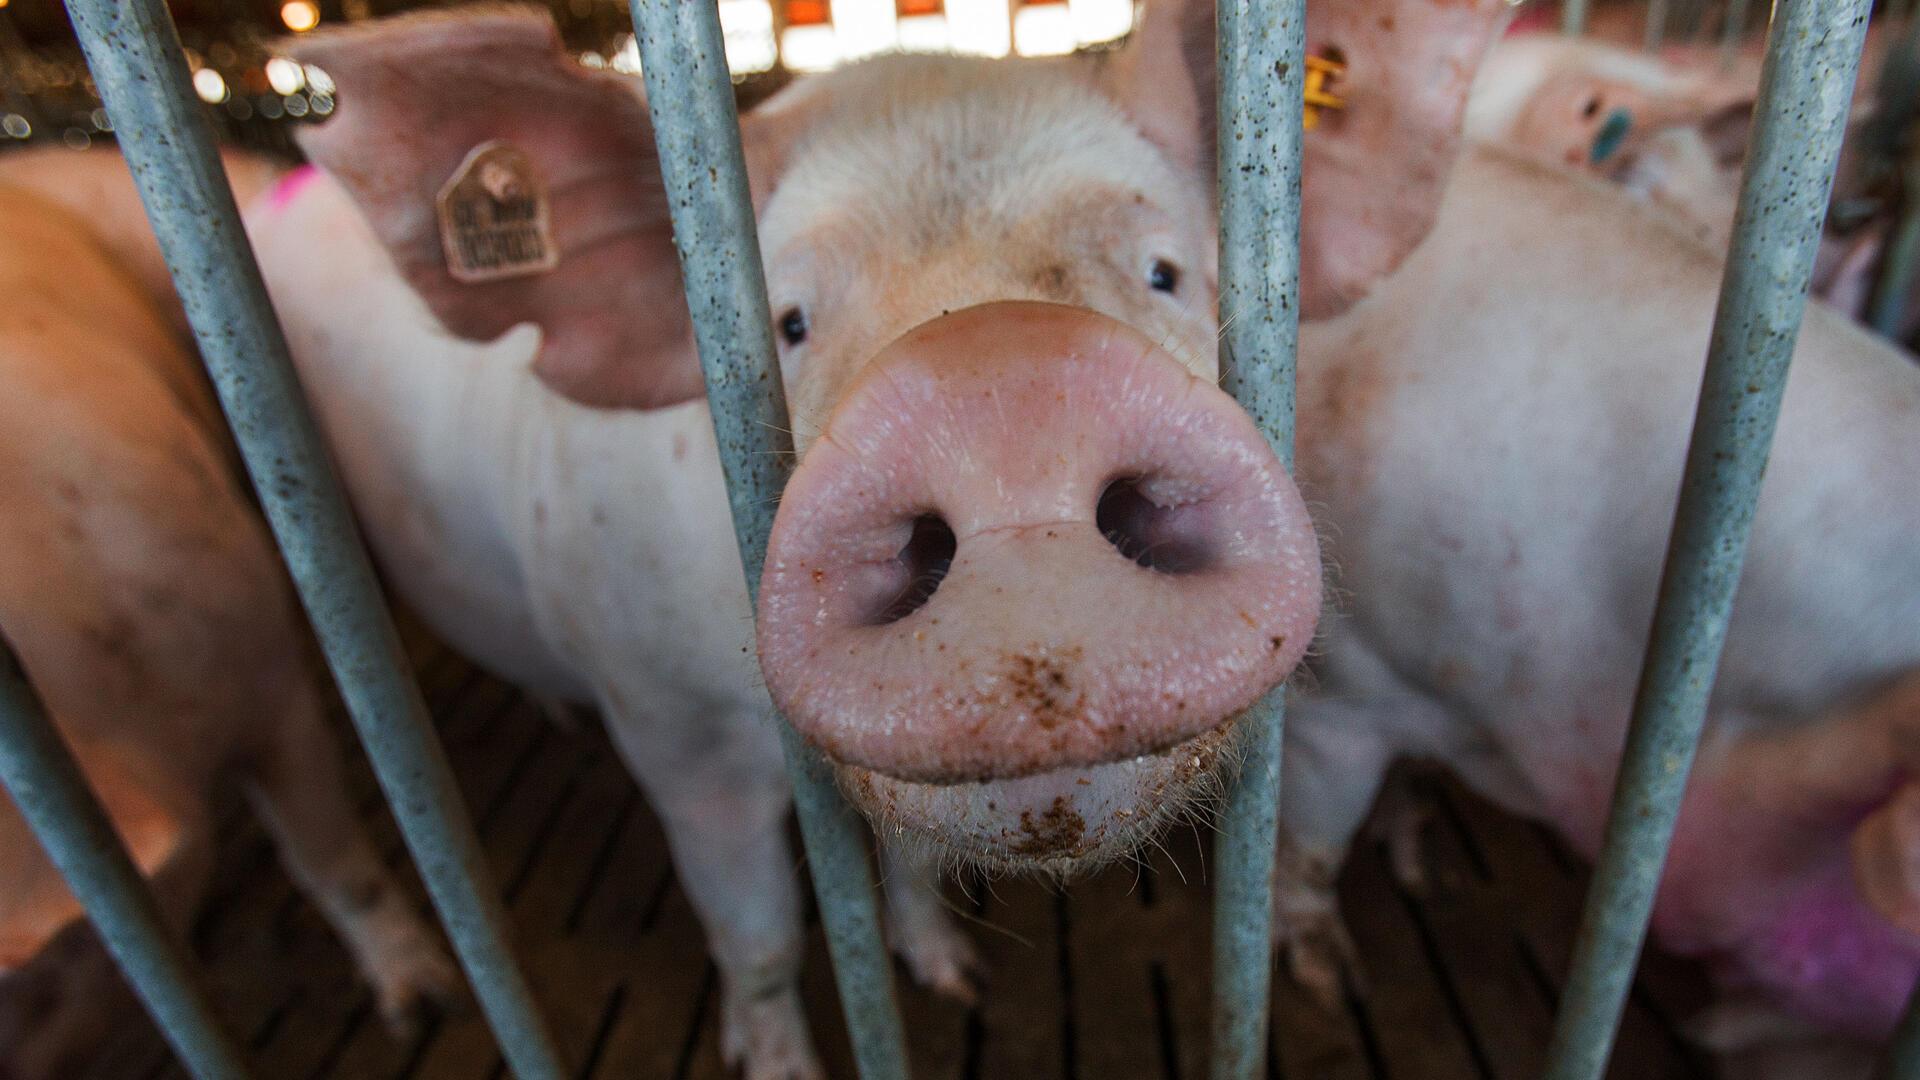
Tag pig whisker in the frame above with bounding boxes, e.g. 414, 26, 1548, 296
1142, 830, 1187, 886
934, 894, 1033, 949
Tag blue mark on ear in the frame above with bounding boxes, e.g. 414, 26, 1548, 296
1591, 108, 1634, 165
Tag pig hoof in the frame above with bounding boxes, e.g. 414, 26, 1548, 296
721, 987, 824, 1080
1379, 811, 1434, 897
890, 917, 985, 1006
1276, 913, 1365, 1014
370, 932, 467, 1037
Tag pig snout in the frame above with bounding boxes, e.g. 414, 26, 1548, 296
757, 302, 1322, 799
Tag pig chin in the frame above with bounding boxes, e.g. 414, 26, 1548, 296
836, 719, 1242, 877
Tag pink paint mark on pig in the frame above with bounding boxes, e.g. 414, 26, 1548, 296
1505, 6, 1554, 36
1720, 866, 1920, 1039
261, 164, 322, 214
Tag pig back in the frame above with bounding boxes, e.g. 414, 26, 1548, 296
0, 186, 304, 770
1297, 144, 1920, 746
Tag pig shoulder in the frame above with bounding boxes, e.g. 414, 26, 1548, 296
243, 168, 746, 706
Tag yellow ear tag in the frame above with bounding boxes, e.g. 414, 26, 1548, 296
1303, 53, 1348, 132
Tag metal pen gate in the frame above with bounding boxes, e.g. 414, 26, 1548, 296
0, 0, 1892, 1077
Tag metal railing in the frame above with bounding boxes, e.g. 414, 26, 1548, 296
0, 0, 1898, 1078
626, 2, 912, 1075
1544, 1, 1875, 1077
26, 0, 569, 1075
1209, 1, 1305, 1076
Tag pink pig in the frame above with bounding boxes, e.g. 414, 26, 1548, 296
1274, 66, 1920, 1080
0, 158, 459, 1079
238, 1, 1511, 1075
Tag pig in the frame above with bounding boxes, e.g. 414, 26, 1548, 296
237, 1, 1511, 1075
1270, 68, 1920, 1080
1463, 27, 1920, 348
0, 169, 459, 1078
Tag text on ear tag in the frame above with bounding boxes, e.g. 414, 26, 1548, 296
1304, 53, 1348, 132
436, 141, 560, 283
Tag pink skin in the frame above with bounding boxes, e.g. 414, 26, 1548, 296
1551, 757, 1920, 1040
0, 179, 460, 1079
758, 303, 1321, 786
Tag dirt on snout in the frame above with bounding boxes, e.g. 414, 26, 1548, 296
1001, 645, 1085, 731
1009, 795, 1090, 859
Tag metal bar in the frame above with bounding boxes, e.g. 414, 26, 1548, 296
1868, 21, 1920, 339
1209, 0, 1305, 1077
1646, 0, 1671, 51
1718, 0, 1751, 64
58, 2, 566, 1076
627, 3, 911, 1078
1564, 0, 1591, 36
1869, 181, 1920, 339
1880, 978, 1920, 1080
0, 640, 253, 1080
1539, 2, 1871, 1078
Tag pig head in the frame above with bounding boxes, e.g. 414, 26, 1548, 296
284, 0, 1511, 874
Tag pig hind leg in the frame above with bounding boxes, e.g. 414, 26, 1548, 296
240, 691, 463, 1034
601, 693, 821, 1080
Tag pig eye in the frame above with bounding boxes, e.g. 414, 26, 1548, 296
778, 307, 809, 347
1148, 259, 1180, 294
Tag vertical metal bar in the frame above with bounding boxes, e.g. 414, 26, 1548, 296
1564, 0, 1591, 36
58, 2, 567, 1076
1209, 1, 1304, 1077
0, 639, 252, 1080
1539, 2, 1870, 1078
1646, 0, 1671, 51
1719, 0, 1751, 64
1869, 188, 1920, 339
627, 4, 910, 1078
1868, 19, 1920, 340
1879, 978, 1920, 1080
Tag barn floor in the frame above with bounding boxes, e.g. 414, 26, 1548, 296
73, 630, 1717, 1080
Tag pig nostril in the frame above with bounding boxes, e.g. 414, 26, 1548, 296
1096, 478, 1212, 575
873, 514, 957, 624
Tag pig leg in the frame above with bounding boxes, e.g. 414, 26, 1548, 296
1277, 674, 1460, 1010
1365, 768, 1439, 896
879, 841, 982, 1005
241, 696, 463, 1033
601, 694, 820, 1080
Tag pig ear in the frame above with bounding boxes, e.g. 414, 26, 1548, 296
1120, 0, 1515, 319
0, 749, 184, 972
284, 8, 705, 411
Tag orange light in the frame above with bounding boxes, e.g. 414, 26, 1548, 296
897, 0, 940, 14
280, 0, 320, 32
787, 0, 831, 26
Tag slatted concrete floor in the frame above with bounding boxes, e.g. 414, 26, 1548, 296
69, 633, 1716, 1079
